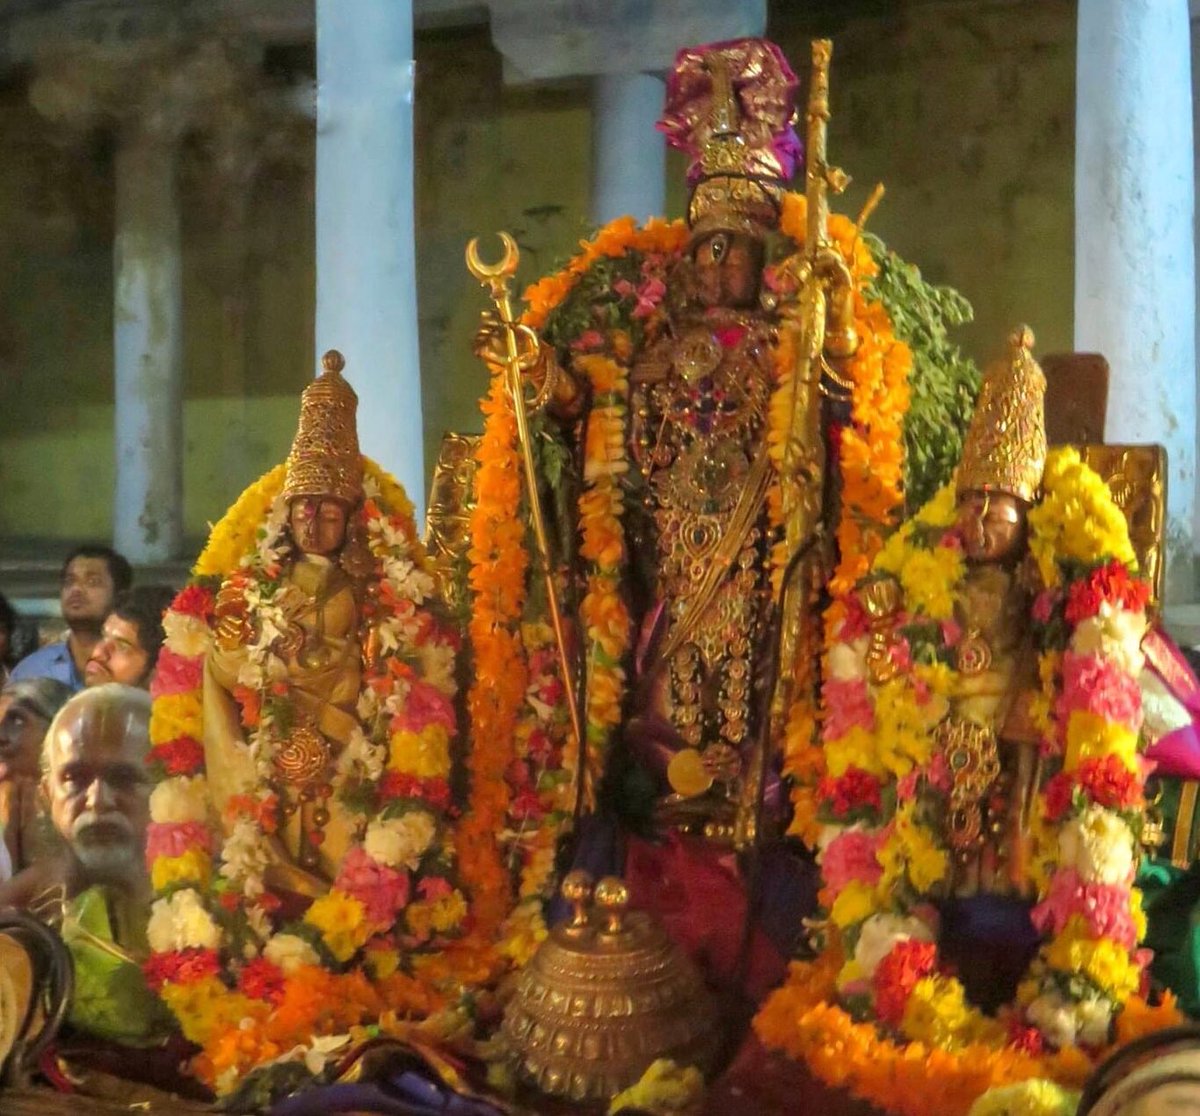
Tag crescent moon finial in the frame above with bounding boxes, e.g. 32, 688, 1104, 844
465, 231, 520, 283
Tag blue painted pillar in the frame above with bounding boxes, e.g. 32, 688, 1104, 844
316, 0, 425, 522
592, 73, 666, 226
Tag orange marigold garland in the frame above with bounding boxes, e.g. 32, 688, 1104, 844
462, 373, 527, 939
466, 217, 688, 941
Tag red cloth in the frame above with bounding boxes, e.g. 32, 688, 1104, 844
623, 833, 786, 1003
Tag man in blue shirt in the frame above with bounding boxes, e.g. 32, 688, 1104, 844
10, 546, 132, 692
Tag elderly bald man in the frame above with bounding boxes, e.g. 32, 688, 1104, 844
0, 683, 151, 913
0, 683, 172, 1045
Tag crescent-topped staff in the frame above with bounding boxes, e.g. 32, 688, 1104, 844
466, 232, 588, 816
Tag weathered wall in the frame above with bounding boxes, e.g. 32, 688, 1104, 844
770, 0, 1076, 361
0, 0, 1077, 550
0, 83, 315, 544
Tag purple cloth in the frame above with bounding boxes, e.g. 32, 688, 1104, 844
658, 37, 802, 185
269, 1070, 506, 1116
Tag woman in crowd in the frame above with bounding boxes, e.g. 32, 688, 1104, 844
0, 676, 72, 878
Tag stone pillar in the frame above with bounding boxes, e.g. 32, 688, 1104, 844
1193, 8, 1200, 576
113, 126, 183, 563
316, 0, 425, 522
592, 73, 666, 226
1076, 0, 1197, 601
489, 0, 764, 228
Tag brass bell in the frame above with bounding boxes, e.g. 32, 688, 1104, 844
501, 870, 720, 1104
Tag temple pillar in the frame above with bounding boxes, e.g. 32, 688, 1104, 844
488, 0, 764, 227
315, 0, 425, 521
113, 126, 184, 563
1193, 7, 1200, 576
1075, 0, 1197, 601
592, 73, 666, 225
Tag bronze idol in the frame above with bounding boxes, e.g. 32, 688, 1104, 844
205, 351, 373, 893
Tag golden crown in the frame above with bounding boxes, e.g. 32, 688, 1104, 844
282, 349, 363, 506
660, 40, 799, 243
957, 326, 1047, 505
686, 54, 783, 239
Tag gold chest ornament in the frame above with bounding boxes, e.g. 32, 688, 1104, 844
501, 871, 720, 1104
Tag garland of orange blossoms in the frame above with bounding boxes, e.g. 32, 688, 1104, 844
755, 449, 1182, 1116
466, 215, 686, 956
146, 460, 487, 1095
465, 201, 910, 912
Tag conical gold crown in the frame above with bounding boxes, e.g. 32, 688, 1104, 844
957, 326, 1047, 504
282, 349, 363, 505
688, 54, 783, 239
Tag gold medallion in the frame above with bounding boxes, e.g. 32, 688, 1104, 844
957, 631, 993, 676
273, 724, 332, 787
675, 332, 722, 384
668, 748, 714, 798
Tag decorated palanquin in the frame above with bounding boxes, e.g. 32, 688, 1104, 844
751, 331, 1186, 1116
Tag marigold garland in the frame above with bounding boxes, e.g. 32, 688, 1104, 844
770, 193, 912, 846
755, 448, 1183, 1115
465, 217, 687, 931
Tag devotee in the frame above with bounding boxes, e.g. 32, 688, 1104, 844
0, 684, 169, 1044
10, 545, 132, 691
0, 683, 150, 909
84, 585, 175, 690
0, 592, 18, 684
0, 677, 72, 877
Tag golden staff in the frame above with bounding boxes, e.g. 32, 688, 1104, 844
465, 232, 587, 809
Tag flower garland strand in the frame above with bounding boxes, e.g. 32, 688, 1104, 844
754, 448, 1182, 1116
465, 217, 686, 933
148, 460, 476, 1094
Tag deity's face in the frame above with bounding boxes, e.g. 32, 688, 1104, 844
61, 557, 116, 629
85, 615, 151, 689
43, 687, 150, 884
289, 496, 349, 557
692, 231, 763, 309
956, 489, 1028, 564
0, 695, 49, 782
